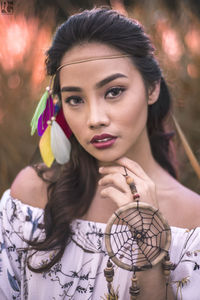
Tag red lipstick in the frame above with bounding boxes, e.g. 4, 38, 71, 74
90, 134, 117, 149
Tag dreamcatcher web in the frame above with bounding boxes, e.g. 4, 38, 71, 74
105, 202, 171, 272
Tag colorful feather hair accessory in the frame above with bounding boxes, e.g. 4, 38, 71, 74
31, 83, 72, 167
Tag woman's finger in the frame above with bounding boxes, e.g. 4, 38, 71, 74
100, 186, 132, 207
116, 157, 151, 181
99, 164, 146, 197
99, 165, 125, 175
98, 173, 131, 195
99, 157, 151, 182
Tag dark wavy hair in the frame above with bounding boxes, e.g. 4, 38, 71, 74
28, 7, 176, 272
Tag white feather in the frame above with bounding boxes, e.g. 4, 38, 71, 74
51, 120, 71, 164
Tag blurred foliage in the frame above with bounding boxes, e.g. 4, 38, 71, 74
0, 0, 199, 196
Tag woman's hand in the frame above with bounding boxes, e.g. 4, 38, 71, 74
98, 157, 158, 208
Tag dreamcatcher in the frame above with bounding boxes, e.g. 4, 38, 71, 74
104, 171, 174, 300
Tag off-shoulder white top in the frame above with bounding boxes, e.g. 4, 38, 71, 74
0, 190, 200, 299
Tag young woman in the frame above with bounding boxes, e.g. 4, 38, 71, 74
0, 7, 200, 300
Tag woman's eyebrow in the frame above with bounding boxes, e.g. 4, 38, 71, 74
60, 73, 127, 92
95, 73, 127, 89
61, 86, 82, 92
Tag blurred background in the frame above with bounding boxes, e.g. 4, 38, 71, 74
0, 0, 199, 196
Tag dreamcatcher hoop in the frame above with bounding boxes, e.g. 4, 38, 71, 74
105, 201, 171, 272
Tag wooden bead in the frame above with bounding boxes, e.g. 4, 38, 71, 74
126, 176, 138, 194
104, 260, 114, 283
129, 286, 140, 297
126, 176, 135, 185
163, 270, 171, 277
129, 274, 140, 298
162, 254, 174, 280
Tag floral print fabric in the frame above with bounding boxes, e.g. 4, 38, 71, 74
0, 190, 200, 299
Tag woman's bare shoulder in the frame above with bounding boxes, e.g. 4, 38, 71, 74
161, 179, 200, 229
10, 166, 48, 209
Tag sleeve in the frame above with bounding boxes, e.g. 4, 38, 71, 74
0, 189, 44, 300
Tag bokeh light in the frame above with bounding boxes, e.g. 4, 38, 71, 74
0, 15, 51, 89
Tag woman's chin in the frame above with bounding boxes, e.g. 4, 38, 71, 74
96, 155, 125, 165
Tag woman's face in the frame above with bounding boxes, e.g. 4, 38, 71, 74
59, 42, 155, 163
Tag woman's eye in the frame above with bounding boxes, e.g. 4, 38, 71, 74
65, 96, 83, 106
105, 87, 125, 99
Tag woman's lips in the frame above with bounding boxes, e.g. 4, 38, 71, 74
90, 134, 117, 149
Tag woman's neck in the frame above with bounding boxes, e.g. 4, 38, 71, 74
98, 127, 163, 182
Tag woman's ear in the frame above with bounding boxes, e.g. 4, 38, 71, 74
148, 80, 160, 105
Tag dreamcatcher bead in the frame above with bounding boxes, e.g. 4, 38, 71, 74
162, 253, 174, 279
104, 260, 114, 283
126, 176, 137, 194
126, 176, 135, 185
129, 274, 140, 299
133, 193, 140, 200
47, 120, 51, 125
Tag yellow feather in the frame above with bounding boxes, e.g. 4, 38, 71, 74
39, 125, 55, 167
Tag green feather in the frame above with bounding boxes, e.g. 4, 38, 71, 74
30, 90, 49, 136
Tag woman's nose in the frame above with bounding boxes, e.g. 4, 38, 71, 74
87, 102, 110, 129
